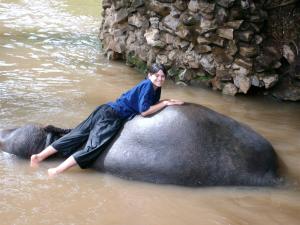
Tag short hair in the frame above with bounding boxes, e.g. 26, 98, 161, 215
148, 63, 167, 77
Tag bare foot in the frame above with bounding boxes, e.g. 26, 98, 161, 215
48, 168, 58, 178
30, 154, 41, 168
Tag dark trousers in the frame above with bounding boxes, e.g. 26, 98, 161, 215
51, 104, 124, 169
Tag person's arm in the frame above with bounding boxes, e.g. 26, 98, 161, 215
141, 99, 184, 117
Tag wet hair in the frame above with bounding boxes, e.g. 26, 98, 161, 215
148, 63, 167, 77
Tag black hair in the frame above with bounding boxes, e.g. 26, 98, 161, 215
148, 63, 167, 77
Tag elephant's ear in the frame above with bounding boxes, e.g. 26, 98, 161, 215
43, 125, 72, 136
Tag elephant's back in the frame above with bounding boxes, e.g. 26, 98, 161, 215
94, 104, 279, 186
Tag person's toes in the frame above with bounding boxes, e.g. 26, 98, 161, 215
30, 155, 40, 168
48, 168, 58, 178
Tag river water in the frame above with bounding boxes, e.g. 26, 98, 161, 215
0, 0, 299, 224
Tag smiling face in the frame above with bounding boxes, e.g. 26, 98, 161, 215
148, 69, 166, 89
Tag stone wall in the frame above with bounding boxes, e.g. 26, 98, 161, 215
99, 0, 300, 100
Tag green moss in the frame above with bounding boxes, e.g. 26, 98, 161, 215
195, 73, 213, 81
167, 67, 183, 78
126, 52, 147, 74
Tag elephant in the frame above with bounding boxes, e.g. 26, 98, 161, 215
0, 103, 281, 186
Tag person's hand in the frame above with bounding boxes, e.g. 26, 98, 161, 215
163, 99, 185, 106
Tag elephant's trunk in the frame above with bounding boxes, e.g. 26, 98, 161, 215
0, 130, 3, 149
0, 128, 16, 150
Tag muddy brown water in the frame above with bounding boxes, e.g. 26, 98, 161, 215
0, 1, 300, 224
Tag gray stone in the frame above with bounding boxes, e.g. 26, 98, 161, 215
249, 15, 263, 23
199, 1, 215, 14
162, 33, 177, 44
196, 45, 212, 54
183, 50, 200, 69
146, 48, 158, 66
232, 62, 251, 77
215, 6, 228, 24
211, 77, 222, 90
144, 29, 165, 47
149, 17, 160, 29
283, 44, 296, 64
222, 83, 238, 95
265, 46, 282, 61
179, 41, 190, 50
212, 47, 233, 65
200, 18, 218, 33
157, 0, 175, 2
250, 76, 260, 87
249, 23, 260, 33
201, 13, 215, 20
241, 0, 250, 9
165, 44, 173, 51
156, 54, 168, 65
187, 43, 194, 52
217, 28, 234, 40
176, 81, 188, 86
168, 50, 178, 61
163, 14, 180, 31
114, 8, 128, 24
112, 27, 127, 37
128, 14, 145, 28
105, 35, 126, 54
251, 75, 263, 87
216, 0, 236, 8
234, 57, 253, 70
207, 35, 225, 47
136, 46, 150, 61
216, 68, 233, 81
179, 69, 193, 81
197, 37, 211, 45
114, 0, 127, 10
102, 9, 115, 29
226, 40, 238, 56
144, 28, 159, 41
225, 20, 244, 29
181, 13, 197, 26
254, 35, 263, 45
149, 0, 171, 16
271, 76, 300, 101
199, 54, 216, 75
239, 46, 258, 58
234, 74, 251, 94
237, 31, 254, 42
102, 0, 112, 9
188, 0, 199, 13
170, 6, 181, 18
263, 74, 279, 89
130, 0, 145, 8
175, 26, 191, 40
174, 0, 187, 11
159, 21, 174, 34
272, 61, 282, 69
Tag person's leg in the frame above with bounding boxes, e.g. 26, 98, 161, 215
30, 106, 103, 168
30, 145, 57, 168
48, 155, 77, 177
73, 107, 124, 169
30, 129, 89, 168
48, 105, 123, 177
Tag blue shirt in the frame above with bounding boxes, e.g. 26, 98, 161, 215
107, 79, 161, 119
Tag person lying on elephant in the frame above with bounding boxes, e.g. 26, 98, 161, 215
30, 63, 184, 177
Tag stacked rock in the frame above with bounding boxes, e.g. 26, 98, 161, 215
99, 0, 299, 98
